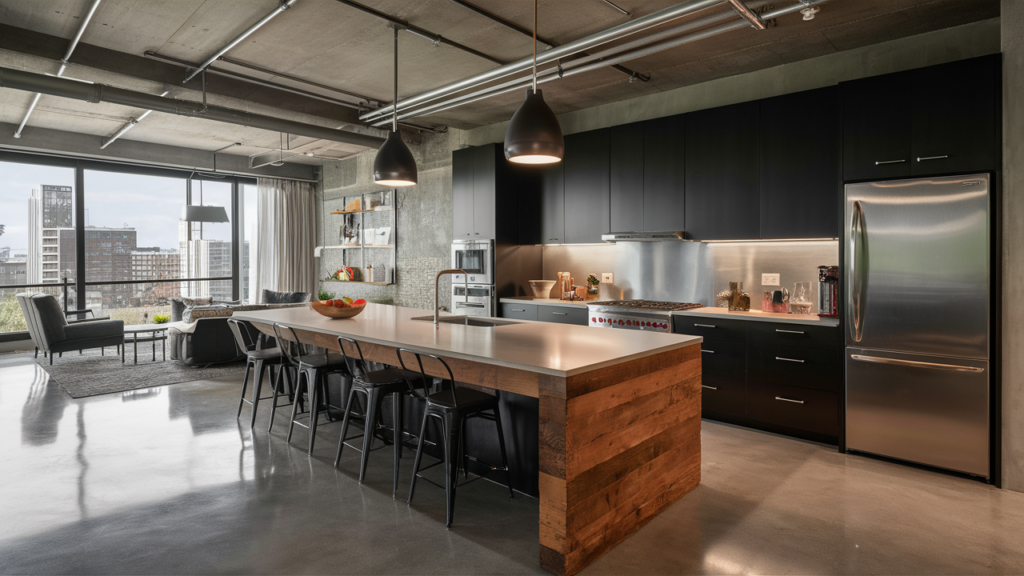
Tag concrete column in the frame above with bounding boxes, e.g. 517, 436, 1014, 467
1002, 0, 1024, 492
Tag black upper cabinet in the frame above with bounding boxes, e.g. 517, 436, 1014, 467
841, 71, 912, 182
564, 129, 610, 243
685, 101, 760, 241
538, 162, 565, 244
760, 86, 840, 239
911, 54, 1000, 176
452, 147, 475, 238
842, 54, 1000, 181
643, 115, 685, 232
451, 144, 527, 243
472, 145, 497, 239
610, 123, 644, 233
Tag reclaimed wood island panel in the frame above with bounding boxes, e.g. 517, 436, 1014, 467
233, 304, 702, 576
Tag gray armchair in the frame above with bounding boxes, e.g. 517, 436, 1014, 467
16, 293, 124, 365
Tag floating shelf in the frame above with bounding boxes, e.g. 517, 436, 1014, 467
322, 280, 394, 286
315, 244, 394, 255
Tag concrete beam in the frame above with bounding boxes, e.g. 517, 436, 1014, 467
0, 121, 318, 181
0, 23, 369, 130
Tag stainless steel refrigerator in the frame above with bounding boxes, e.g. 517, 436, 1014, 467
845, 173, 990, 478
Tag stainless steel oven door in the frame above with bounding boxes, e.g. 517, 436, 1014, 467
451, 284, 494, 317
451, 240, 493, 284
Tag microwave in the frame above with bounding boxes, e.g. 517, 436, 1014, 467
451, 239, 493, 284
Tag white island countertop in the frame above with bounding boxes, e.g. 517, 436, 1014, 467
232, 303, 701, 378
673, 306, 840, 327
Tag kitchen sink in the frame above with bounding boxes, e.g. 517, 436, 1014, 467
411, 315, 519, 327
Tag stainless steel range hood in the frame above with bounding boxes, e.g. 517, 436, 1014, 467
601, 231, 688, 242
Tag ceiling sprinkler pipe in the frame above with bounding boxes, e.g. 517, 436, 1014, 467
359, 0, 725, 122
183, 0, 298, 84
375, 6, 745, 125
13, 0, 102, 138
379, 0, 828, 125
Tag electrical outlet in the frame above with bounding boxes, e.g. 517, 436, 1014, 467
762, 273, 780, 286
602, 273, 614, 283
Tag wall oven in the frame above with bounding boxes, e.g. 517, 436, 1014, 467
451, 239, 493, 285
451, 284, 495, 317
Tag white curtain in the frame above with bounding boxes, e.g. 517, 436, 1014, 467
255, 177, 317, 302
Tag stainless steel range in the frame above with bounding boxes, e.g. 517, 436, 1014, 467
587, 300, 703, 332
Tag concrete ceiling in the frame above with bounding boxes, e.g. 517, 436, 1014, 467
0, 0, 1001, 166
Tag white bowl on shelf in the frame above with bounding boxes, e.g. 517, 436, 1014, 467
529, 280, 556, 299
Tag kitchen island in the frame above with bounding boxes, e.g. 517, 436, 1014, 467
233, 304, 703, 576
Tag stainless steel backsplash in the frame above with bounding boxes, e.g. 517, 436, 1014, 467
540, 240, 839, 307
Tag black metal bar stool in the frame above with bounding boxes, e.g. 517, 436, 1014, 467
334, 336, 426, 497
228, 318, 289, 430
273, 323, 349, 455
399, 348, 513, 528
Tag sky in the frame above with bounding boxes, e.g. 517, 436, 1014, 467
0, 160, 241, 255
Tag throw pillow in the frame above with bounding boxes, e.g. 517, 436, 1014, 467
183, 305, 232, 323
174, 296, 215, 323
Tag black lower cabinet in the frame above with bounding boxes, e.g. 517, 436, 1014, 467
538, 305, 588, 325
746, 380, 838, 437
500, 303, 538, 321
701, 374, 745, 418
675, 316, 840, 443
501, 302, 587, 325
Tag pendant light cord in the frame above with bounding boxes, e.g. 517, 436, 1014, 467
393, 25, 399, 132
532, 0, 537, 94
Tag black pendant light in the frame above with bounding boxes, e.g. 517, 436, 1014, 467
504, 0, 563, 164
374, 25, 417, 186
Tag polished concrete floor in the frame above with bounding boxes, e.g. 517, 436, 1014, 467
1, 352, 1023, 575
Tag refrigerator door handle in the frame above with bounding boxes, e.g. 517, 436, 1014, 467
849, 200, 866, 342
850, 354, 985, 373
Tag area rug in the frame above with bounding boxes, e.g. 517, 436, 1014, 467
36, 348, 245, 399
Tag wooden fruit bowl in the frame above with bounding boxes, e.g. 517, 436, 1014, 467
310, 301, 367, 319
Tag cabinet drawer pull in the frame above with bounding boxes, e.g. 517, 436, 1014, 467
702, 385, 718, 390
775, 396, 805, 404
551, 312, 568, 316
776, 328, 804, 334
874, 159, 906, 165
701, 349, 714, 354
694, 323, 716, 328
776, 356, 805, 363
511, 308, 525, 312
917, 155, 949, 162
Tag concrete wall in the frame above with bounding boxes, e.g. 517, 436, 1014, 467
466, 18, 1001, 145
1002, 0, 1024, 492
317, 129, 468, 310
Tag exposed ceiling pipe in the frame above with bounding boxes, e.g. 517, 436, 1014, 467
0, 66, 386, 148
447, 0, 647, 82
182, 0, 298, 84
373, 6, 743, 125
375, 0, 828, 125
13, 0, 102, 138
100, 90, 170, 149
332, 0, 502, 65
360, 0, 724, 123
727, 0, 767, 29
142, 51, 446, 133
600, 0, 630, 16
218, 55, 370, 103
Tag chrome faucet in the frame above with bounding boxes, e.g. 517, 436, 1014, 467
435, 269, 467, 326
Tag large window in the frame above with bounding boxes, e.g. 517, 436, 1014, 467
0, 152, 252, 337
0, 160, 77, 334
